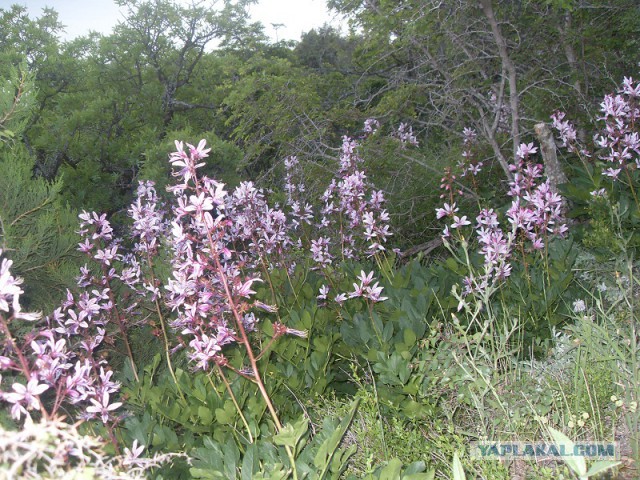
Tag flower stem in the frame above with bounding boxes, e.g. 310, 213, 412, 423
208, 239, 298, 479
0, 314, 50, 420
102, 268, 139, 382
145, 253, 185, 400
213, 366, 254, 443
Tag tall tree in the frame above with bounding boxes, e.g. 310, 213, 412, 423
113, 0, 256, 131
9, 0, 258, 211
327, 0, 640, 178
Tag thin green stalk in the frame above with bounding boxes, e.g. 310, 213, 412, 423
258, 253, 279, 306
368, 361, 388, 461
453, 350, 513, 431
367, 302, 384, 348
625, 259, 639, 460
145, 252, 184, 400
102, 265, 139, 382
212, 366, 254, 444
580, 367, 603, 440
283, 265, 301, 308
374, 251, 394, 283
623, 166, 640, 213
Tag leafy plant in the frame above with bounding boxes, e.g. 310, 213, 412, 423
547, 427, 620, 480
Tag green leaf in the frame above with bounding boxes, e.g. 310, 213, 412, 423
382, 317, 394, 342
547, 427, 586, 476
198, 406, 214, 425
402, 460, 435, 479
584, 460, 621, 477
241, 445, 258, 480
222, 440, 239, 479
403, 328, 417, 347
190, 468, 225, 479
314, 398, 360, 476
405, 472, 435, 480
273, 417, 309, 452
251, 465, 289, 480
381, 459, 403, 479
215, 407, 233, 425
301, 309, 313, 328
452, 452, 466, 480
0, 129, 15, 139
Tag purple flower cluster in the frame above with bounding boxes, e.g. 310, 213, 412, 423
393, 122, 419, 147
552, 76, 640, 181
279, 120, 405, 304
474, 208, 512, 284
595, 78, 640, 180
349, 270, 388, 303
283, 155, 314, 231
437, 137, 568, 305
506, 147, 567, 249
0, 247, 121, 424
3, 121, 403, 419
198, 121, 397, 298
129, 180, 168, 256
164, 140, 240, 370
458, 128, 484, 177
0, 179, 178, 425
317, 269, 387, 306
226, 181, 293, 271
164, 140, 293, 371
363, 118, 380, 135
551, 111, 578, 152
162, 128, 399, 367
317, 131, 393, 262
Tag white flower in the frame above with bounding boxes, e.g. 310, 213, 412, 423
572, 299, 586, 313
123, 440, 145, 466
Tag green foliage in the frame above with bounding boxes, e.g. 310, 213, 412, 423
0, 146, 78, 309
547, 427, 621, 479
0, 63, 35, 140
0, 4, 63, 73
4, 0, 640, 247
357, 459, 434, 480
310, 386, 440, 479
6, 0, 263, 212
295, 26, 357, 73
188, 401, 357, 480
222, 54, 325, 175
122, 352, 361, 479
0, 64, 77, 310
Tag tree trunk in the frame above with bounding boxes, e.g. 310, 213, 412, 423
535, 122, 567, 193
559, 11, 587, 143
480, 0, 521, 159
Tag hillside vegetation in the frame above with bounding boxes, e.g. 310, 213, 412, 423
0, 1, 639, 478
